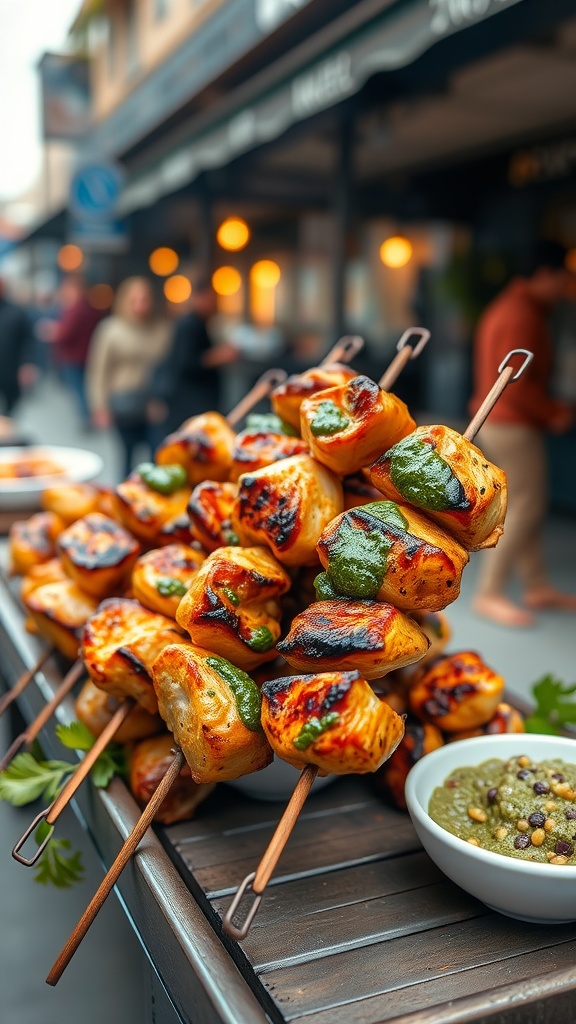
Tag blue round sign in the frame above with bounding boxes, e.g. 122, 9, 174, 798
69, 163, 124, 222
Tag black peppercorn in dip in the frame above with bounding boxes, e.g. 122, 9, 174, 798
429, 755, 576, 864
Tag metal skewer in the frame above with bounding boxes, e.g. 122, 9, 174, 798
320, 335, 364, 365
0, 646, 54, 719
378, 327, 430, 392
225, 368, 288, 428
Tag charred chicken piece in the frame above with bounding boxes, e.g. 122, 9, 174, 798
233, 454, 343, 567
270, 363, 358, 432
155, 411, 236, 486
370, 424, 507, 551
114, 466, 191, 546
129, 733, 217, 824
374, 719, 444, 809
75, 679, 163, 743
158, 510, 197, 547
57, 513, 141, 599
316, 500, 469, 613
176, 546, 291, 672
408, 651, 505, 732
20, 557, 68, 602
9, 511, 65, 575
95, 485, 117, 519
132, 543, 205, 619
152, 642, 273, 782
277, 599, 429, 680
300, 375, 416, 477
41, 483, 100, 525
229, 429, 309, 483
187, 480, 239, 552
343, 475, 383, 510
450, 702, 525, 741
409, 610, 452, 666
23, 580, 99, 661
260, 670, 405, 774
81, 598, 183, 714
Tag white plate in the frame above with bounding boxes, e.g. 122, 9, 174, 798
0, 446, 103, 510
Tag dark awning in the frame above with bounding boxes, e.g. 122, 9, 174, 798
119, 0, 525, 214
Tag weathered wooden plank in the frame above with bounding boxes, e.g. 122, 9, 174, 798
258, 916, 576, 1019
287, 944, 576, 1024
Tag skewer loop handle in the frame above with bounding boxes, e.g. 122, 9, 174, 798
322, 335, 364, 365
12, 809, 53, 866
464, 348, 534, 442
221, 872, 262, 942
379, 326, 431, 391
226, 368, 288, 427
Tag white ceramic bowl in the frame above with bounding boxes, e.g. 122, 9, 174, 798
226, 756, 335, 801
0, 446, 103, 510
405, 733, 576, 924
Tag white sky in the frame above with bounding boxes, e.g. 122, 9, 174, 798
0, 0, 81, 202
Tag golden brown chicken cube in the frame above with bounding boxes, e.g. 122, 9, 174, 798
270, 363, 358, 432
408, 651, 505, 732
229, 429, 309, 482
157, 510, 197, 547
155, 411, 236, 486
233, 454, 343, 567
114, 468, 191, 546
278, 599, 429, 680
132, 543, 205, 619
20, 557, 69, 602
343, 474, 383, 510
187, 480, 239, 552
260, 670, 405, 774
41, 483, 101, 525
176, 546, 291, 672
316, 500, 469, 613
128, 733, 216, 824
75, 679, 163, 743
449, 702, 525, 741
9, 511, 65, 575
370, 424, 507, 551
373, 719, 444, 809
57, 513, 141, 599
23, 579, 99, 661
81, 598, 184, 713
300, 375, 416, 477
152, 642, 273, 783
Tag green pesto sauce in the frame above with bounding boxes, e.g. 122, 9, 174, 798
155, 576, 188, 597
310, 400, 350, 437
429, 756, 576, 863
220, 586, 240, 607
222, 529, 240, 546
205, 656, 262, 731
385, 435, 469, 512
246, 625, 275, 652
326, 501, 408, 599
246, 413, 299, 437
293, 712, 340, 750
314, 572, 345, 601
136, 462, 188, 495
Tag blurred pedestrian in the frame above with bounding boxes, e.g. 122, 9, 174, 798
147, 275, 238, 435
87, 276, 170, 477
470, 241, 576, 628
0, 277, 37, 414
53, 275, 103, 428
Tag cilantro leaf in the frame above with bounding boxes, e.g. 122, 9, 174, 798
56, 720, 97, 752
89, 743, 128, 789
525, 674, 576, 735
0, 754, 74, 806
33, 824, 84, 889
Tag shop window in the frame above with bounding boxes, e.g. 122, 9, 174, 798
125, 0, 139, 80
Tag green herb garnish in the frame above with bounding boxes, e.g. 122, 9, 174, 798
246, 413, 299, 437
136, 462, 188, 494
293, 712, 340, 750
310, 400, 350, 437
246, 625, 275, 652
220, 587, 240, 606
156, 576, 188, 598
525, 674, 576, 735
33, 821, 84, 889
205, 656, 262, 731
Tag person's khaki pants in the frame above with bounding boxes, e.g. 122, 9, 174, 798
475, 423, 548, 597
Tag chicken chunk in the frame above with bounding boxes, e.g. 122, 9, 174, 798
128, 734, 216, 824
132, 543, 205, 619
57, 513, 141, 599
408, 651, 505, 732
450, 702, 525, 741
75, 679, 163, 743
187, 480, 239, 552
41, 483, 101, 525
373, 719, 444, 809
114, 468, 191, 546
229, 429, 309, 482
23, 579, 99, 661
270, 363, 358, 431
155, 411, 235, 486
9, 511, 65, 575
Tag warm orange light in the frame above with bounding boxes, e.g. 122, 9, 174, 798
87, 283, 114, 310
212, 266, 242, 296
149, 247, 179, 276
565, 248, 576, 273
379, 236, 413, 269
164, 275, 192, 303
250, 259, 281, 288
57, 244, 83, 271
216, 217, 250, 252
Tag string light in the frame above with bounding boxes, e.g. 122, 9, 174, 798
149, 247, 179, 276
379, 236, 413, 269
212, 266, 242, 296
57, 244, 83, 271
217, 217, 250, 252
164, 275, 192, 303
250, 260, 281, 288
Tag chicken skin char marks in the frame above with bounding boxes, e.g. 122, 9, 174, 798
187, 480, 239, 552
152, 642, 273, 783
57, 513, 141, 598
260, 670, 405, 774
155, 411, 236, 485
23, 580, 99, 661
81, 597, 184, 714
270, 362, 358, 432
300, 375, 416, 477
408, 650, 505, 732
229, 429, 309, 483
129, 733, 216, 824
9, 511, 65, 575
315, 500, 469, 613
114, 469, 191, 546
176, 546, 291, 672
371, 424, 507, 551
75, 679, 163, 743
373, 719, 445, 809
278, 599, 429, 679
131, 543, 205, 619
233, 454, 343, 567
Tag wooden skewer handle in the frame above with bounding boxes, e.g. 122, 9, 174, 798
24, 658, 85, 746
378, 327, 431, 392
226, 368, 288, 427
463, 348, 534, 442
0, 647, 53, 718
253, 764, 318, 893
46, 747, 185, 987
321, 335, 364, 365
